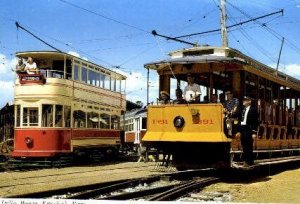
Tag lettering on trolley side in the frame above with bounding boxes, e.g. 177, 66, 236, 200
152, 119, 168, 125
198, 119, 214, 125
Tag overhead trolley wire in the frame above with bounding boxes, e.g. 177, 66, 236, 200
58, 0, 150, 34
172, 9, 283, 39
227, 1, 300, 56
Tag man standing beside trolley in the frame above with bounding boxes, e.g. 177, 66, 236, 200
240, 96, 259, 167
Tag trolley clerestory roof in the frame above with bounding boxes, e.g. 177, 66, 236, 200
144, 46, 300, 92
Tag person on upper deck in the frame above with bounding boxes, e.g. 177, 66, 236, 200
25, 57, 38, 74
183, 74, 201, 103
158, 91, 170, 105
173, 88, 187, 104
15, 58, 26, 74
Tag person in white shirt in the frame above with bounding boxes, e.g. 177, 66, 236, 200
25, 57, 38, 74
183, 74, 201, 103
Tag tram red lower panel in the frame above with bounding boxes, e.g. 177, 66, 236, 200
12, 128, 72, 157
12, 128, 121, 158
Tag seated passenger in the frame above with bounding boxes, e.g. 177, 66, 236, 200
224, 91, 239, 117
183, 74, 201, 103
158, 91, 170, 105
223, 91, 240, 137
25, 57, 38, 74
210, 94, 219, 103
15, 58, 26, 74
173, 88, 187, 104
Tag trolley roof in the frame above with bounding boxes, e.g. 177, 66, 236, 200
144, 46, 300, 92
16, 51, 127, 80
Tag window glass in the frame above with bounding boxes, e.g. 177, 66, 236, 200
142, 117, 147, 129
99, 73, 105, 88
42, 104, 53, 127
81, 66, 87, 83
116, 79, 121, 92
23, 107, 38, 126
73, 110, 86, 128
100, 113, 110, 129
104, 75, 110, 90
111, 115, 119, 129
55, 105, 63, 127
88, 70, 97, 86
64, 106, 71, 127
111, 77, 116, 91
74, 64, 79, 81
87, 112, 99, 128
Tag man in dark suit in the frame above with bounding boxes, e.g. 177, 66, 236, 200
240, 96, 259, 167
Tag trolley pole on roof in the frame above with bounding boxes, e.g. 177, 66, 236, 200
276, 37, 285, 72
220, 0, 228, 47
147, 67, 149, 105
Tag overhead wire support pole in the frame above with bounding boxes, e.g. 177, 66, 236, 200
151, 30, 197, 46
15, 22, 62, 52
173, 9, 284, 39
220, 0, 228, 47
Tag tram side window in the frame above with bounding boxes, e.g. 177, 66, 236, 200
100, 113, 110, 129
99, 73, 105, 88
116, 79, 121, 93
73, 110, 86, 128
74, 64, 79, 81
104, 75, 111, 90
23, 107, 38, 127
42, 104, 53, 127
142, 117, 147, 130
55, 105, 63, 127
87, 112, 99, 128
64, 106, 71, 127
111, 115, 120, 129
81, 66, 87, 83
16, 105, 21, 127
88, 70, 97, 86
111, 77, 116, 91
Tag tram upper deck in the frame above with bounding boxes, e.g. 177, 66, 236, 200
15, 51, 126, 111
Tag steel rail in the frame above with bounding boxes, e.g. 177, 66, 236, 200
148, 177, 220, 201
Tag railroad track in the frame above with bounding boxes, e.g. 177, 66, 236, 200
9, 169, 218, 200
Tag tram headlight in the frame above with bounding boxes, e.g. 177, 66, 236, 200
25, 137, 33, 147
173, 116, 185, 128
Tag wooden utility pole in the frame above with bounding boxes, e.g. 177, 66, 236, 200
220, 0, 228, 47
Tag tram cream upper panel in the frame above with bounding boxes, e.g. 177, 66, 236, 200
14, 78, 125, 110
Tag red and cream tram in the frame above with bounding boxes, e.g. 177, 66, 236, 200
12, 51, 126, 160
121, 107, 147, 151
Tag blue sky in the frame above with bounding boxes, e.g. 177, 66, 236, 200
1, 0, 300, 108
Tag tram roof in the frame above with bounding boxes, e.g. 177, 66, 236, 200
144, 46, 300, 92
16, 51, 126, 80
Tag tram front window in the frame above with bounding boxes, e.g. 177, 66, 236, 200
23, 107, 38, 126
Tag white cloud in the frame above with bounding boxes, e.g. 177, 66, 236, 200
67, 51, 80, 58
0, 80, 14, 108
113, 68, 159, 105
280, 64, 300, 79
